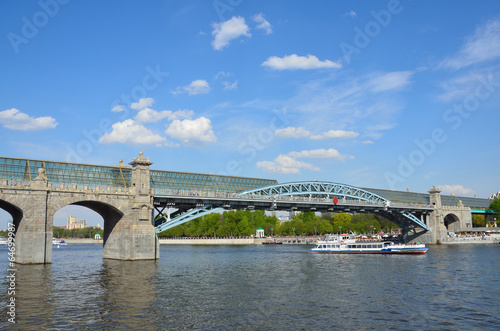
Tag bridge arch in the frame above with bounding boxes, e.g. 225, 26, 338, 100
0, 198, 23, 230
49, 197, 125, 245
444, 213, 461, 232
240, 181, 388, 203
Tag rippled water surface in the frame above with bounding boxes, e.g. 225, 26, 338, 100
1, 244, 500, 330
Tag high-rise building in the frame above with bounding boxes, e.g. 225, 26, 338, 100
67, 214, 87, 229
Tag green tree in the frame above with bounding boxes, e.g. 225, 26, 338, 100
472, 214, 485, 227
332, 213, 352, 233
489, 199, 500, 226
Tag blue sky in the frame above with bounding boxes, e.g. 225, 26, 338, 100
1, 0, 500, 226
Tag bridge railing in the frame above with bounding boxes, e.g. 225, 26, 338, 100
153, 189, 433, 209
0, 179, 130, 194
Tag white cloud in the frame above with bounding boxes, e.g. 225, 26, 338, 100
130, 97, 154, 110
186, 80, 210, 95
344, 10, 357, 17
310, 129, 359, 140
440, 19, 500, 70
288, 148, 353, 160
173, 80, 211, 95
261, 54, 342, 70
275, 126, 311, 138
211, 16, 251, 50
438, 184, 475, 196
0, 108, 58, 131
275, 127, 359, 140
223, 80, 238, 90
368, 71, 413, 92
135, 108, 172, 123
165, 117, 217, 144
111, 105, 125, 112
253, 13, 272, 34
361, 140, 374, 144
99, 119, 166, 145
257, 148, 352, 174
169, 109, 194, 120
257, 155, 319, 174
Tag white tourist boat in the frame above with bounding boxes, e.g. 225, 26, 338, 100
0, 238, 7, 245
311, 234, 428, 254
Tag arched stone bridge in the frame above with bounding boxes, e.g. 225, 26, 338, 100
0, 153, 492, 264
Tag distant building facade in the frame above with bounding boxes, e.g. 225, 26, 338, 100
67, 214, 87, 229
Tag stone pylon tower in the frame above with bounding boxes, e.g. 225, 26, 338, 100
427, 185, 446, 243
129, 151, 154, 221
101, 151, 159, 260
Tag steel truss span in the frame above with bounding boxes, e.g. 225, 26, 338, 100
240, 181, 388, 202
155, 181, 432, 233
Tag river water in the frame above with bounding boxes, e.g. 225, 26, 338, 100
1, 243, 499, 330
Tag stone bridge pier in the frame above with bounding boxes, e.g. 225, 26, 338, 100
0, 152, 159, 264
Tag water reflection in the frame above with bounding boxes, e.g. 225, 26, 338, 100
4, 264, 53, 329
99, 260, 158, 329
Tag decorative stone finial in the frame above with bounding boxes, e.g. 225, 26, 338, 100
34, 168, 47, 181
116, 159, 129, 168
429, 185, 441, 194
129, 151, 153, 167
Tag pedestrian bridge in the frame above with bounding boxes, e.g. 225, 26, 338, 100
154, 181, 433, 233
0, 154, 493, 263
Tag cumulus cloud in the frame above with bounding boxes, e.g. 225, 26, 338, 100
99, 119, 166, 145
440, 18, 500, 70
111, 105, 125, 112
257, 148, 352, 174
0, 108, 58, 131
257, 155, 319, 174
130, 97, 154, 110
367, 71, 413, 92
135, 108, 173, 123
274, 126, 311, 138
261, 54, 342, 70
165, 117, 217, 144
172, 80, 211, 95
253, 13, 272, 34
310, 130, 359, 140
211, 16, 251, 50
438, 184, 475, 196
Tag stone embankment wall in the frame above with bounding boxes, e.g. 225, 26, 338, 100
159, 238, 267, 245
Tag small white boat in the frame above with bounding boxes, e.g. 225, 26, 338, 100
311, 233, 428, 255
52, 239, 67, 246
0, 238, 7, 245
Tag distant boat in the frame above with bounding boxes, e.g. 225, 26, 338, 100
53, 239, 68, 246
0, 238, 7, 245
